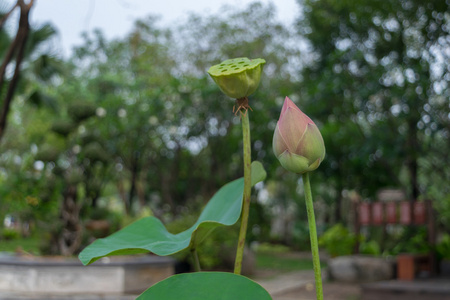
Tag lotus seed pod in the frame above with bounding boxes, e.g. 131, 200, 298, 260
208, 57, 265, 99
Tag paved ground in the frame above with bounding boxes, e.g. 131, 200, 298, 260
275, 282, 361, 300
256, 269, 361, 300
1, 270, 361, 300
0, 250, 357, 300
253, 251, 361, 300
0, 293, 136, 300
0, 270, 360, 300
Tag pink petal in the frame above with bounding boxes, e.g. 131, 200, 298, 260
278, 106, 308, 153
296, 123, 326, 162
280, 97, 291, 118
272, 123, 288, 156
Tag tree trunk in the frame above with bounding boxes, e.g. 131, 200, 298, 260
136, 178, 146, 209
334, 172, 343, 223
128, 168, 137, 213
0, 0, 33, 142
408, 156, 419, 200
117, 179, 129, 214
407, 118, 420, 200
127, 151, 141, 215
58, 184, 82, 256
160, 147, 182, 216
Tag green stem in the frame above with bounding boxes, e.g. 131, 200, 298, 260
234, 111, 252, 275
302, 172, 323, 300
191, 248, 201, 272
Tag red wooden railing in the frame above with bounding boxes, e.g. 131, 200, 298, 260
353, 200, 437, 279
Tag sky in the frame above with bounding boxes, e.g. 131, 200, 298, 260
13, 0, 299, 57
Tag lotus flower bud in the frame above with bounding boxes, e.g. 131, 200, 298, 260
273, 97, 325, 174
208, 57, 265, 99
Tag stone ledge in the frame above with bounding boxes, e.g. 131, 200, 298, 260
328, 255, 395, 283
0, 254, 174, 295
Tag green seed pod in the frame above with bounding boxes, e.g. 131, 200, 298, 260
208, 57, 265, 99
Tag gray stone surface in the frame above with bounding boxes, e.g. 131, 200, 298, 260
257, 270, 316, 295
220, 246, 256, 276
0, 292, 137, 300
0, 254, 174, 295
328, 255, 394, 283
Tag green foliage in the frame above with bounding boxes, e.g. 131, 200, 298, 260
197, 225, 239, 269
82, 142, 109, 163
81, 206, 123, 238
318, 224, 360, 257
0, 152, 60, 230
388, 227, 431, 256
137, 272, 272, 300
1, 0, 448, 261
433, 194, 450, 231
87, 206, 114, 221
247, 201, 272, 243
255, 244, 327, 272
298, 0, 450, 224
256, 252, 325, 272
256, 243, 290, 254
67, 102, 97, 122
167, 215, 238, 269
50, 119, 76, 136
437, 234, 450, 260
292, 221, 313, 251
359, 240, 381, 256
35, 144, 61, 162
0, 235, 41, 254
2, 2, 303, 258
1, 228, 20, 240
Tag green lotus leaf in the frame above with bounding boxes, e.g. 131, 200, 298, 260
137, 272, 272, 300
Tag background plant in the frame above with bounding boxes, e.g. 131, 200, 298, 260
318, 224, 361, 257
0, 0, 448, 262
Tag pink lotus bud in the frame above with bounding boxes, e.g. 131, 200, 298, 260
273, 97, 325, 174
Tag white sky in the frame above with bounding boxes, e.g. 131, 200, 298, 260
14, 0, 299, 57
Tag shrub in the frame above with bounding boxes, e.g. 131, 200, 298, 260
166, 214, 239, 270
388, 227, 431, 255
1, 228, 20, 240
437, 234, 450, 260
319, 223, 360, 257
359, 240, 381, 256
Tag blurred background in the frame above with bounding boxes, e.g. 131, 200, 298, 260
0, 0, 449, 273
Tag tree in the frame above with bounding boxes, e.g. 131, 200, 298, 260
0, 0, 36, 141
68, 3, 303, 219
297, 0, 449, 222
0, 0, 61, 142
1, 1, 318, 252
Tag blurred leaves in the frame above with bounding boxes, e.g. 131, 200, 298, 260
79, 162, 266, 265
297, 0, 450, 223
0, 0, 449, 255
